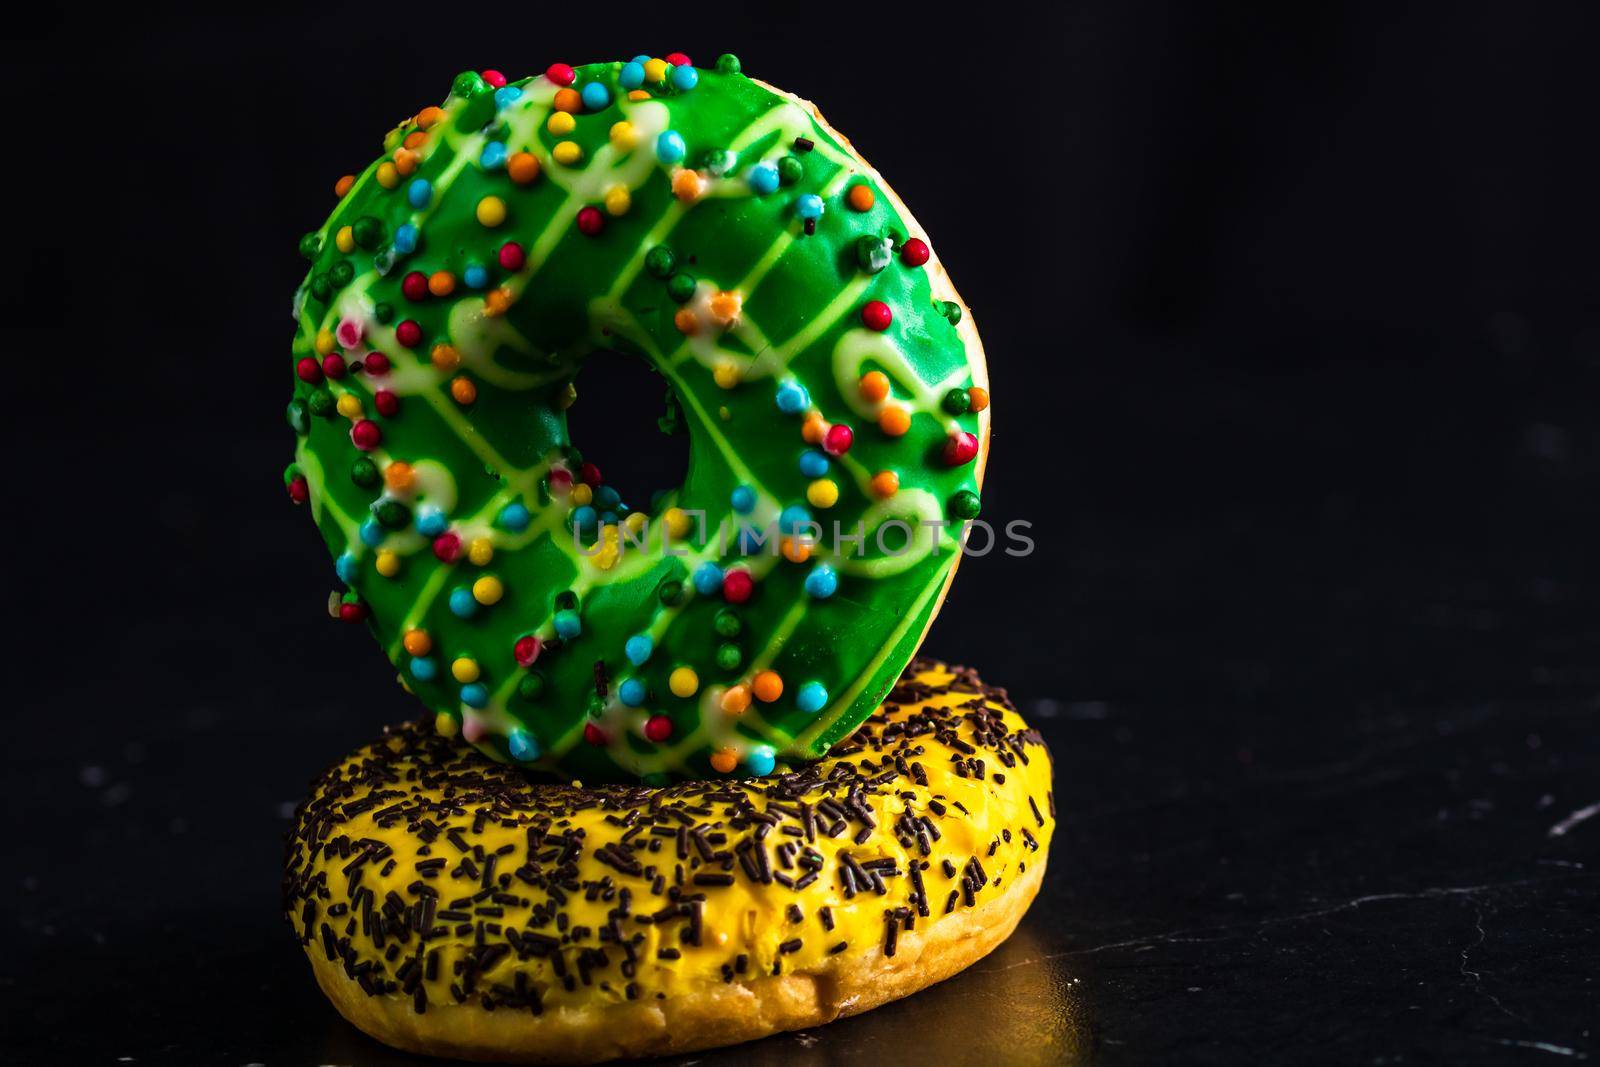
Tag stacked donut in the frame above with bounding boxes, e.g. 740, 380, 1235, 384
284, 53, 1051, 1063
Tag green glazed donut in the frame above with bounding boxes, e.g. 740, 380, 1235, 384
286, 54, 990, 781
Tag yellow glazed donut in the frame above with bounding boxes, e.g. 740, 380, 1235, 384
283, 660, 1054, 1063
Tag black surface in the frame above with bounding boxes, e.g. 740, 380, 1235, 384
5, 3, 1600, 1064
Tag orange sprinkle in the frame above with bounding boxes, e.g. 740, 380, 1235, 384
394, 148, 419, 177
414, 106, 445, 130
673, 308, 699, 335
878, 405, 911, 437
431, 343, 460, 372
428, 271, 456, 297
483, 287, 514, 317
709, 290, 742, 325
720, 685, 752, 715
672, 168, 705, 203
968, 386, 990, 412
627, 89, 651, 101
450, 377, 477, 405
710, 748, 738, 774
801, 414, 827, 445
334, 174, 355, 198
847, 184, 876, 211
781, 536, 812, 563
870, 470, 900, 498
402, 629, 432, 656
858, 370, 890, 403
507, 152, 541, 185
384, 461, 416, 492
752, 671, 784, 703
553, 87, 582, 113
403, 130, 428, 150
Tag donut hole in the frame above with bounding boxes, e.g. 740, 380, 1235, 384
562, 350, 691, 513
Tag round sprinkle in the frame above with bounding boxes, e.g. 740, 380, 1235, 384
656, 130, 686, 164
547, 111, 576, 135
823, 423, 854, 456
730, 485, 756, 513
859, 371, 890, 403
643, 714, 673, 742
461, 683, 488, 708
625, 634, 654, 665
669, 667, 699, 698
870, 470, 900, 498
581, 82, 611, 110
670, 65, 699, 91
847, 184, 875, 211
553, 141, 583, 166
619, 677, 648, 707
950, 489, 982, 520
968, 386, 991, 412
775, 380, 809, 414
752, 671, 784, 703
806, 479, 840, 508
513, 635, 541, 666
799, 450, 829, 478
449, 587, 478, 618
901, 237, 931, 267
796, 681, 828, 714
723, 569, 754, 603
546, 63, 576, 86
693, 562, 724, 595
508, 729, 542, 761
747, 161, 779, 195
476, 196, 507, 227
619, 61, 645, 89
577, 206, 605, 236
553, 88, 582, 113
413, 657, 439, 682
721, 685, 752, 715
942, 387, 972, 414
796, 193, 824, 220
472, 575, 504, 605
507, 152, 541, 184
861, 300, 893, 331
878, 406, 911, 437
554, 609, 582, 639
745, 746, 776, 776
407, 178, 432, 209
716, 54, 741, 74
805, 565, 839, 599
942, 431, 980, 467
451, 657, 480, 683
710, 748, 738, 774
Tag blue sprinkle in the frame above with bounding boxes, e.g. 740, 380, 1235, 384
416, 506, 448, 536
804, 565, 838, 599
737, 525, 769, 555
359, 519, 385, 547
796, 193, 824, 221
619, 61, 645, 89
730, 485, 756, 513
463, 263, 489, 289
581, 82, 611, 111
449, 587, 478, 618
480, 140, 508, 170
508, 729, 542, 761
554, 609, 582, 639
630, 53, 651, 64
747, 161, 779, 195
571, 505, 598, 531
656, 130, 686, 164
595, 485, 621, 510
798, 450, 829, 478
774, 380, 809, 414
460, 683, 488, 708
393, 223, 419, 254
625, 634, 654, 665
407, 178, 432, 209
409, 656, 438, 681
778, 505, 813, 535
796, 681, 829, 714
693, 562, 724, 595
670, 65, 699, 91
498, 502, 531, 532
599, 511, 618, 526
336, 552, 359, 583
745, 747, 776, 776
494, 85, 523, 110
619, 677, 648, 707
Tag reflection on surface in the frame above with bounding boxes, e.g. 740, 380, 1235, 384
304, 916, 1084, 1067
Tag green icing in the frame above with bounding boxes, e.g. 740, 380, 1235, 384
288, 58, 988, 782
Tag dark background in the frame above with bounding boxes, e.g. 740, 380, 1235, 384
5, 2, 1599, 1063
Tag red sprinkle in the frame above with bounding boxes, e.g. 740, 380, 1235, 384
666, 52, 692, 67
350, 419, 382, 450
287, 476, 309, 504
394, 320, 422, 348
583, 722, 609, 746
481, 69, 507, 88
321, 354, 346, 379
577, 206, 605, 236
644, 715, 673, 743
363, 352, 390, 376
942, 431, 980, 467
549, 469, 574, 493
514, 635, 541, 667
580, 462, 602, 487
860, 300, 892, 331
338, 602, 369, 624
499, 241, 526, 270
296, 357, 323, 384
900, 238, 930, 267
546, 63, 576, 86
823, 423, 854, 456
432, 532, 462, 563
374, 390, 399, 417
722, 569, 754, 604
401, 271, 429, 301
